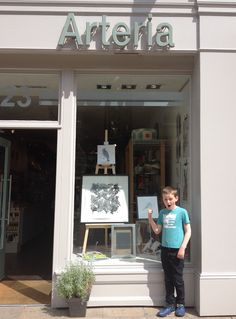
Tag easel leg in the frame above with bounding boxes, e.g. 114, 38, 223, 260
82, 227, 89, 254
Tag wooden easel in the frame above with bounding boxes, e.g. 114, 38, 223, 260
82, 224, 111, 254
95, 129, 116, 175
82, 130, 115, 254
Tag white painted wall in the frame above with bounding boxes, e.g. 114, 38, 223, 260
199, 53, 236, 315
197, 8, 236, 313
200, 52, 236, 273
51, 71, 77, 307
0, 3, 197, 52
191, 54, 201, 314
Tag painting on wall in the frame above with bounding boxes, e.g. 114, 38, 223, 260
80, 175, 129, 223
137, 196, 159, 219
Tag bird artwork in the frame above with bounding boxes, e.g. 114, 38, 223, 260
97, 145, 116, 165
102, 147, 110, 162
96, 135, 116, 174
142, 201, 153, 211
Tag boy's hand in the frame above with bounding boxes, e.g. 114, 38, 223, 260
148, 208, 159, 234
177, 247, 185, 259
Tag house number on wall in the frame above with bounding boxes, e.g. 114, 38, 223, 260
0, 95, 31, 108
0, 86, 34, 108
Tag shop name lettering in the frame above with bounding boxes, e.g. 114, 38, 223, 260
58, 13, 174, 49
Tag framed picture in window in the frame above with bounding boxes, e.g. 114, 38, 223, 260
80, 175, 129, 223
97, 144, 116, 165
137, 196, 159, 219
111, 224, 136, 258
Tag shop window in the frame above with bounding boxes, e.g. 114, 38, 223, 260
73, 74, 191, 264
0, 73, 59, 121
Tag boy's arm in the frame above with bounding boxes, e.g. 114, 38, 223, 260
177, 223, 191, 259
148, 209, 162, 235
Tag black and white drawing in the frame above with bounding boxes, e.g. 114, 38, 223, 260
80, 175, 129, 223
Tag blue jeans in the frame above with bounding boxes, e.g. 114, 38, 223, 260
161, 247, 185, 306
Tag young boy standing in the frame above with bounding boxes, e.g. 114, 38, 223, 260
148, 186, 191, 317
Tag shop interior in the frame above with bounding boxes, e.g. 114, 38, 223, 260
0, 129, 56, 304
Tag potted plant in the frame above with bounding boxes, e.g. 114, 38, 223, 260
56, 261, 95, 317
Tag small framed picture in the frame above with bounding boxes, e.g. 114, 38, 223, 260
137, 196, 159, 219
97, 144, 116, 165
111, 224, 136, 258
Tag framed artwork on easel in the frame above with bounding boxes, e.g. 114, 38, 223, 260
80, 175, 129, 223
97, 144, 116, 165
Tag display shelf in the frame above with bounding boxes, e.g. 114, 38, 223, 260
125, 139, 165, 220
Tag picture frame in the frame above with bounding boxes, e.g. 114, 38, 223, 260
111, 224, 136, 258
97, 144, 116, 165
137, 196, 159, 219
80, 175, 129, 223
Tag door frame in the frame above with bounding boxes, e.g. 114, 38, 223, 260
0, 136, 11, 280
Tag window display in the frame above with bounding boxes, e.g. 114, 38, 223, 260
73, 74, 191, 264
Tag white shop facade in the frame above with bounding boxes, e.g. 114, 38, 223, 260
0, 1, 236, 316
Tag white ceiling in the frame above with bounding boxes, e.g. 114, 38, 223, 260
76, 74, 190, 105
77, 74, 189, 93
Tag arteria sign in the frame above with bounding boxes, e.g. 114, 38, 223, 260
58, 13, 174, 50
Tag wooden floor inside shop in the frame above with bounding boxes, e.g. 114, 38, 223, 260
0, 277, 51, 304
1, 229, 53, 305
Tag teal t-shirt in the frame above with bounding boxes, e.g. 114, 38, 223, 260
157, 206, 190, 249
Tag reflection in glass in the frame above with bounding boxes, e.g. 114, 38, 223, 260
0, 73, 59, 120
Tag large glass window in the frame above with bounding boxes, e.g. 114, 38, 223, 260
73, 74, 191, 264
0, 73, 59, 121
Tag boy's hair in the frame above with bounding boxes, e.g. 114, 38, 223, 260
162, 186, 178, 197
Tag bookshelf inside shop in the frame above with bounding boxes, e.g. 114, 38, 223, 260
125, 139, 165, 221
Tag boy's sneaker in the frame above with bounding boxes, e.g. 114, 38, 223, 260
175, 304, 186, 317
157, 305, 175, 317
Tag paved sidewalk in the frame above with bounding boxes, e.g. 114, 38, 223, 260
0, 306, 234, 319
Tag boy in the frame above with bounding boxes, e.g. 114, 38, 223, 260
148, 186, 191, 317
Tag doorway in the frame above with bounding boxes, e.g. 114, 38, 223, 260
0, 129, 57, 304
